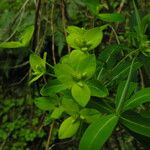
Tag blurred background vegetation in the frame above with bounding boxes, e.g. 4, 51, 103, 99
0, 0, 150, 149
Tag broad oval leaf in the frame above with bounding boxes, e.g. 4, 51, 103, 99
40, 79, 68, 96
121, 113, 150, 137
98, 13, 125, 22
123, 88, 150, 111
66, 26, 85, 49
58, 116, 80, 139
34, 97, 56, 111
71, 83, 91, 107
79, 114, 118, 150
87, 80, 108, 98
77, 54, 96, 78
66, 26, 104, 51
54, 63, 75, 87
62, 97, 80, 116
83, 27, 103, 50
51, 106, 64, 119
80, 108, 101, 123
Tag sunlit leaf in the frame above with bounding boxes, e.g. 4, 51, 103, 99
58, 116, 80, 139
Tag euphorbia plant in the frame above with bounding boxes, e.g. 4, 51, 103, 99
30, 24, 150, 150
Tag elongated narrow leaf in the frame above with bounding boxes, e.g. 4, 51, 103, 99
87, 80, 108, 98
40, 79, 68, 96
28, 73, 43, 85
98, 13, 125, 22
97, 44, 124, 80
121, 113, 150, 137
115, 82, 137, 108
115, 58, 135, 114
0, 25, 34, 48
20, 25, 34, 46
98, 44, 124, 63
123, 88, 150, 111
133, 0, 142, 36
79, 114, 118, 150
0, 41, 23, 48
111, 61, 142, 82
58, 117, 80, 139
89, 100, 114, 114
72, 82, 91, 107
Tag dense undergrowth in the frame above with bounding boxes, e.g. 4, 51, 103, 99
0, 0, 150, 150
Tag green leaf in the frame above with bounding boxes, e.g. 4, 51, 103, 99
0, 25, 34, 48
140, 111, 150, 119
51, 106, 64, 119
79, 114, 118, 150
20, 25, 34, 46
77, 54, 96, 78
34, 97, 56, 111
87, 80, 108, 98
0, 41, 23, 48
28, 73, 43, 85
66, 26, 85, 49
72, 82, 91, 107
82, 0, 100, 15
97, 44, 124, 80
29, 53, 46, 84
58, 117, 80, 139
80, 108, 101, 123
121, 113, 150, 137
115, 82, 137, 109
98, 13, 125, 22
123, 88, 150, 111
67, 50, 87, 70
132, 0, 142, 37
30, 53, 46, 73
110, 60, 142, 83
54, 63, 75, 87
54, 31, 66, 56
89, 100, 114, 114
83, 27, 103, 50
40, 79, 68, 96
98, 44, 123, 63
115, 58, 136, 114
66, 26, 104, 51
62, 97, 80, 116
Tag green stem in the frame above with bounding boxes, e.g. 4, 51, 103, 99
46, 62, 54, 69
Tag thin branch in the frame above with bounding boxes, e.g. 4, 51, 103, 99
10, 72, 29, 86
45, 122, 54, 150
139, 69, 145, 88
61, 0, 71, 53
50, 0, 56, 64
32, 0, 42, 52
10, 61, 29, 69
